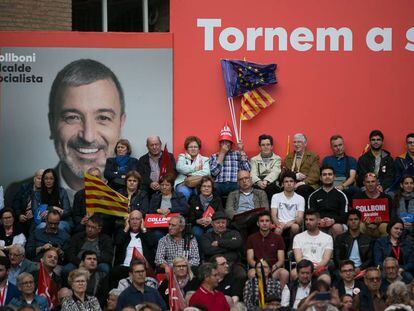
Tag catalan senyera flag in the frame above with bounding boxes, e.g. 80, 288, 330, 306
240, 87, 275, 121
84, 173, 129, 218
360, 143, 370, 156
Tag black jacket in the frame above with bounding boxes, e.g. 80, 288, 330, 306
357, 149, 394, 190
113, 228, 157, 268
119, 189, 150, 215
188, 194, 224, 225
104, 157, 139, 190
148, 191, 189, 216
200, 229, 243, 263
65, 231, 114, 266
334, 231, 373, 270
137, 152, 177, 192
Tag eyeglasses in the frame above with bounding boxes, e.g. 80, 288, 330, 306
20, 281, 34, 286
407, 141, 414, 145
133, 270, 146, 274
73, 280, 87, 284
237, 177, 250, 182
366, 277, 381, 282
173, 265, 187, 269
9, 253, 23, 257
47, 222, 59, 226
341, 269, 354, 273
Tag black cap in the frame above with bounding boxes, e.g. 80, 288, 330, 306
212, 211, 227, 221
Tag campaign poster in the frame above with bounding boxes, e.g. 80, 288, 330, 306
352, 198, 390, 222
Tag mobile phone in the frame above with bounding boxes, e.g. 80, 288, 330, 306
315, 292, 331, 301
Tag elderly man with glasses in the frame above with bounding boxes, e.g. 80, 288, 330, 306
6, 244, 37, 286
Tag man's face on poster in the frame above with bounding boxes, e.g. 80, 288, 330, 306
50, 79, 125, 178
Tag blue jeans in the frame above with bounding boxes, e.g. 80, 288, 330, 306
176, 184, 196, 201
214, 182, 238, 198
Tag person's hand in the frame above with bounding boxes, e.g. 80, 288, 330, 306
377, 184, 384, 193
157, 208, 170, 215
19, 214, 27, 223
336, 184, 344, 191
295, 181, 306, 189
374, 217, 382, 224
211, 241, 218, 247
26, 210, 33, 219
256, 180, 267, 189
123, 216, 130, 232
40, 211, 48, 219
219, 143, 230, 155
53, 206, 64, 214
237, 141, 244, 151
42, 243, 53, 251
364, 216, 371, 224
150, 182, 160, 191
296, 172, 306, 181
330, 287, 341, 307
164, 265, 170, 276
325, 218, 335, 227
81, 216, 89, 225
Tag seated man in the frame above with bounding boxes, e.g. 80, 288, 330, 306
393, 133, 414, 191
32, 248, 62, 292
357, 130, 394, 192
116, 260, 166, 311
322, 135, 359, 199
292, 209, 333, 281
380, 257, 411, 295
334, 209, 373, 273
352, 173, 393, 237
308, 165, 348, 238
280, 259, 313, 310
7, 244, 38, 286
137, 136, 176, 196
284, 133, 320, 202
111, 210, 157, 288
334, 260, 365, 297
225, 170, 268, 239
246, 211, 289, 289
250, 134, 282, 201
64, 214, 114, 275
72, 167, 116, 235
201, 211, 244, 279
210, 125, 250, 198
25, 210, 70, 262
0, 256, 20, 305
352, 267, 386, 311
271, 170, 305, 239
155, 216, 199, 273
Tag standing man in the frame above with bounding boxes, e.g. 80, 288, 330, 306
210, 125, 251, 198
116, 260, 166, 311
137, 136, 176, 196
308, 165, 348, 238
334, 209, 373, 273
250, 134, 282, 201
284, 133, 320, 202
189, 262, 230, 311
393, 133, 414, 190
271, 170, 305, 239
322, 135, 359, 198
357, 130, 394, 192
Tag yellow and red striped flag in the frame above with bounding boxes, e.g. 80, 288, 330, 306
240, 87, 275, 121
360, 143, 370, 156
84, 173, 129, 218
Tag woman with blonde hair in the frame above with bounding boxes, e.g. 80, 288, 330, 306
62, 269, 101, 311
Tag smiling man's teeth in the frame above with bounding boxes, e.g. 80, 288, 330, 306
77, 148, 99, 154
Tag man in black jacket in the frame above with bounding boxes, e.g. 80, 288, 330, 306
357, 130, 394, 191
110, 210, 156, 288
63, 214, 113, 276
334, 209, 373, 273
137, 136, 176, 196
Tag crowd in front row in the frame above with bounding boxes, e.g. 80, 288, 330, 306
1, 127, 414, 311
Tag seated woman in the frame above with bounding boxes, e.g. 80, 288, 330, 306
174, 136, 210, 201
243, 259, 282, 310
119, 170, 149, 214
374, 218, 414, 282
188, 176, 223, 242
0, 208, 26, 251
9, 272, 49, 311
395, 175, 414, 231
31, 168, 72, 233
158, 256, 198, 308
104, 139, 139, 191
149, 174, 189, 216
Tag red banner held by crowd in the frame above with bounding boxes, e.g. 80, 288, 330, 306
352, 198, 390, 222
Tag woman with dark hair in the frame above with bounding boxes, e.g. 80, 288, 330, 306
119, 170, 149, 214
31, 168, 71, 233
149, 174, 189, 216
188, 176, 223, 242
174, 136, 210, 201
243, 259, 282, 310
0, 208, 26, 250
104, 139, 139, 191
374, 219, 414, 281
395, 175, 414, 231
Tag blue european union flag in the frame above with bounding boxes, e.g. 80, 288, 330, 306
221, 59, 277, 98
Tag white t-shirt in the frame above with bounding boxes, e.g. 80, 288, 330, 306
271, 192, 305, 223
292, 230, 333, 264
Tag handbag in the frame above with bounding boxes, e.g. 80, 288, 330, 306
184, 175, 203, 188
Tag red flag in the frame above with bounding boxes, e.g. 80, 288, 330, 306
37, 261, 59, 309
131, 247, 155, 278
159, 144, 174, 179
168, 266, 186, 311
202, 206, 215, 218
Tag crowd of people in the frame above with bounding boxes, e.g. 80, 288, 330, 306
0, 127, 414, 311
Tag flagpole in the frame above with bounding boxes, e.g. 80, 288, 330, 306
228, 97, 240, 143
239, 116, 242, 142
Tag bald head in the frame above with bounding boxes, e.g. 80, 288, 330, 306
146, 136, 162, 157
129, 210, 143, 233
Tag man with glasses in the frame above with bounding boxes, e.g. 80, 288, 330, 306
64, 214, 113, 276
334, 260, 364, 297
7, 244, 37, 286
357, 130, 394, 192
353, 267, 386, 311
393, 133, 414, 190
25, 210, 70, 262
380, 257, 410, 294
9, 272, 48, 311
116, 260, 166, 311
